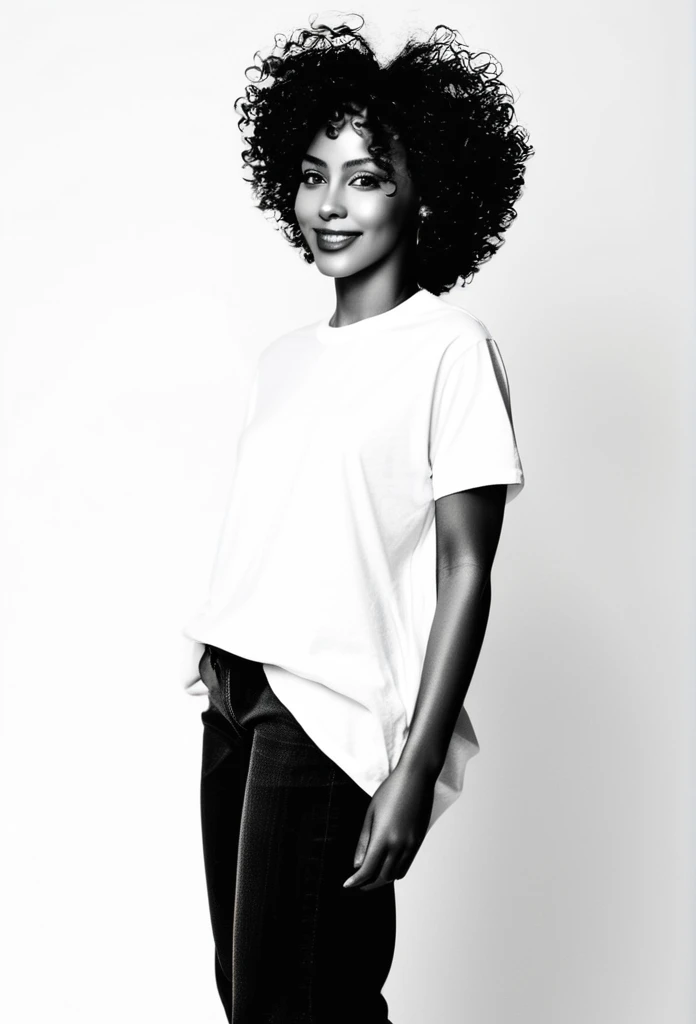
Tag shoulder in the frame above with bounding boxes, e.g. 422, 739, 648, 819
258, 316, 320, 359
426, 304, 494, 380
250, 326, 304, 378
423, 294, 492, 354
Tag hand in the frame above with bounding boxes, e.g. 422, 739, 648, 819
343, 763, 435, 891
198, 646, 219, 690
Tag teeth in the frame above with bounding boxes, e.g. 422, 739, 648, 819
321, 234, 353, 241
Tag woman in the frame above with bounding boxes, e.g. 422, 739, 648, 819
181, 14, 533, 1023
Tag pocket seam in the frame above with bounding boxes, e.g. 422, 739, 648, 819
221, 657, 244, 732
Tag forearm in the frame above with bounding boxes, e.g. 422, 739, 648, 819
396, 564, 492, 782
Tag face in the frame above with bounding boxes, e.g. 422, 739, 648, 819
293, 108, 420, 279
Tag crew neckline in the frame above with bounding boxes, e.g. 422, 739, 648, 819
316, 288, 435, 345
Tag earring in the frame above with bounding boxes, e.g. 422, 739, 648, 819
416, 204, 432, 247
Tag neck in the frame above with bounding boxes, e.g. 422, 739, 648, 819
329, 274, 421, 325
329, 252, 419, 329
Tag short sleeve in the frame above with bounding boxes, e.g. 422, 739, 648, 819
428, 335, 525, 504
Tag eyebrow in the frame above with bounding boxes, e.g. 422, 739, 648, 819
301, 154, 377, 169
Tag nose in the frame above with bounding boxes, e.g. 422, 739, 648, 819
318, 191, 348, 222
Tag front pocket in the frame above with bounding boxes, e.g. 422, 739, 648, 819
220, 656, 244, 731
204, 645, 244, 733
198, 645, 220, 693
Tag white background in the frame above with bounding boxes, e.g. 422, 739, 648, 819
1, 2, 694, 1022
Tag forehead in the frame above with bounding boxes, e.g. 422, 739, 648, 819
303, 109, 407, 169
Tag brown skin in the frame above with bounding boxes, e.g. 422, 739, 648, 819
343, 484, 506, 890
293, 106, 421, 325
293, 108, 508, 891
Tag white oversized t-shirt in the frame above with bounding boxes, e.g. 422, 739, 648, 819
181, 288, 525, 832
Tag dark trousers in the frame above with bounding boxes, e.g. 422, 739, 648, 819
199, 644, 397, 1023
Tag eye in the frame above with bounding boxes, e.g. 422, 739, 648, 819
299, 169, 384, 188
300, 170, 324, 186
349, 173, 381, 188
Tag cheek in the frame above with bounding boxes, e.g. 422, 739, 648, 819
360, 194, 411, 233
294, 190, 310, 223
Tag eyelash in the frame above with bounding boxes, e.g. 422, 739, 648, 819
301, 170, 381, 189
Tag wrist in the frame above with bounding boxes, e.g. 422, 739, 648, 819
394, 751, 442, 786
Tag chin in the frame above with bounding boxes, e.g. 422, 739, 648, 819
315, 263, 366, 279
312, 248, 390, 278
312, 252, 364, 276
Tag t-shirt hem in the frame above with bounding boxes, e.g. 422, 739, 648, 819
432, 468, 524, 502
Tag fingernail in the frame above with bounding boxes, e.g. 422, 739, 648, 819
343, 880, 353, 887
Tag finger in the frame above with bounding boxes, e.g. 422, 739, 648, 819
392, 846, 414, 880
350, 807, 374, 871
360, 849, 402, 891
198, 648, 217, 690
344, 842, 390, 889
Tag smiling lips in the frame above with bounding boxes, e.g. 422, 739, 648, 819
315, 230, 361, 252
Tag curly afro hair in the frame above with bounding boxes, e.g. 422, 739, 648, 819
234, 13, 534, 295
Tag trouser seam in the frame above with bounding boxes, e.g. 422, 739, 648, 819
306, 766, 336, 1021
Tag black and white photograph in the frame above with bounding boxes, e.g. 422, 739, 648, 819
1, 3, 694, 1023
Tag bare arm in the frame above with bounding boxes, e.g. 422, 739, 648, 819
344, 483, 507, 890
397, 482, 506, 780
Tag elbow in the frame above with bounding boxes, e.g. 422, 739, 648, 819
436, 560, 492, 602
438, 557, 491, 584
